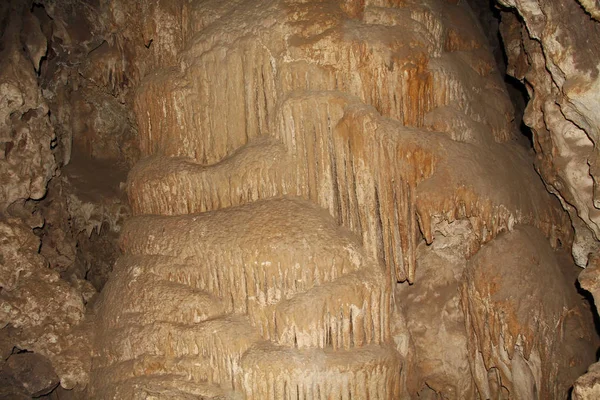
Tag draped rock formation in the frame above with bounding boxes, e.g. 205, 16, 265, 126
87, 0, 595, 398
1, 0, 598, 398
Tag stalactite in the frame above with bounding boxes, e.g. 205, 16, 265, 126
271, 268, 390, 349
127, 137, 295, 215
135, 39, 280, 164
127, 89, 569, 284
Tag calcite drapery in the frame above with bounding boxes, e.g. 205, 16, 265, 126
0, 0, 594, 396
128, 0, 568, 283
87, 0, 593, 398
91, 198, 400, 398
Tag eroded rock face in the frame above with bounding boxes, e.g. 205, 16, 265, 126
0, 0, 131, 394
0, 218, 90, 389
498, 0, 600, 267
0, 1, 56, 210
0, 0, 89, 393
496, 1, 600, 395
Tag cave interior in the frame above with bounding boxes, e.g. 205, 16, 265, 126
1, 0, 600, 399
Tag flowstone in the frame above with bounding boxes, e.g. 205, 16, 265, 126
86, 0, 596, 399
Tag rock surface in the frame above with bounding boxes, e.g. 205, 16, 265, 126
498, 0, 600, 267
462, 226, 595, 399
0, 217, 90, 389
0, 352, 59, 397
0, 0, 129, 394
0, 0, 597, 398
91, 0, 595, 398
0, 1, 56, 210
497, 0, 600, 395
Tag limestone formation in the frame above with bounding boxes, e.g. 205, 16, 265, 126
461, 227, 596, 398
496, 1, 600, 396
0, 0, 127, 394
0, 0, 598, 398
0, 1, 56, 210
0, 217, 90, 389
90, 0, 595, 398
498, 0, 600, 268
128, 0, 569, 283
91, 198, 400, 398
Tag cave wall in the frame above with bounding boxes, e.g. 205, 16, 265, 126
93, 0, 595, 398
0, 0, 134, 397
498, 0, 600, 268
494, 0, 600, 397
0, 0, 599, 398
0, 1, 88, 396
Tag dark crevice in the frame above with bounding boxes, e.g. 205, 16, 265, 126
504, 73, 534, 147
467, 0, 534, 148
576, 280, 600, 338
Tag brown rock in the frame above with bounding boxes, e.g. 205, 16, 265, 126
0, 0, 596, 397
0, 218, 90, 389
91, 0, 590, 397
498, 0, 600, 267
573, 361, 600, 400
2, 352, 59, 397
461, 226, 596, 399
0, 2, 56, 210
